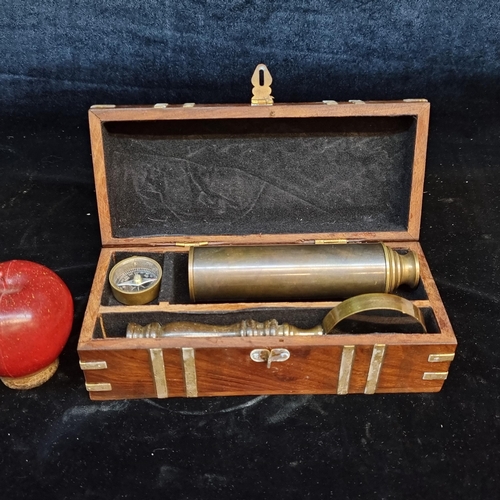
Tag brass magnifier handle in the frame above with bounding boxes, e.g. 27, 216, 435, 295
126, 319, 323, 338
126, 294, 426, 338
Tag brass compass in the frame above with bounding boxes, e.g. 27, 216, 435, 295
109, 256, 162, 305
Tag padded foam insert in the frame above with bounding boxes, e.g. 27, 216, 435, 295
94, 307, 439, 339
102, 115, 417, 239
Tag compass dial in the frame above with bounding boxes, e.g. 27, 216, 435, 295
109, 256, 162, 305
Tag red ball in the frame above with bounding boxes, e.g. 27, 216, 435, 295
0, 260, 73, 380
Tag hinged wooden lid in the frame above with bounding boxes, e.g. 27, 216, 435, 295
89, 98, 429, 248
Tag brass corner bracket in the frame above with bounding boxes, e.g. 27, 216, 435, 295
251, 64, 274, 106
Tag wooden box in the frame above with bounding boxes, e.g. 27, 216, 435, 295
78, 82, 456, 400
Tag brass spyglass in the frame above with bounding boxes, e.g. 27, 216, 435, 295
189, 243, 419, 302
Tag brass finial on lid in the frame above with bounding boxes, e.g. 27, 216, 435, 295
251, 64, 274, 106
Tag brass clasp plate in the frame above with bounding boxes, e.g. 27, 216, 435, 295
250, 348, 290, 368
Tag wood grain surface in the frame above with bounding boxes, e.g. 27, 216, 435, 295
79, 100, 456, 400
89, 100, 430, 247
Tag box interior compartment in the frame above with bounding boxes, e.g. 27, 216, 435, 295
101, 115, 417, 239
101, 251, 190, 306
100, 248, 430, 306
93, 306, 440, 339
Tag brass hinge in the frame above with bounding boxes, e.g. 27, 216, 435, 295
252, 99, 274, 106
175, 241, 209, 248
314, 239, 348, 245
251, 64, 274, 106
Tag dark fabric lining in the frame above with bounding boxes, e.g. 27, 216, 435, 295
102, 116, 416, 239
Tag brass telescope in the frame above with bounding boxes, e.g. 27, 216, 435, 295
188, 243, 419, 302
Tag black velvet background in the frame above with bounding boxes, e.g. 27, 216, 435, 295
1, 1, 500, 499
2, 1, 500, 114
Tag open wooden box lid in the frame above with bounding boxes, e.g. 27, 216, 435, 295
89, 70, 429, 248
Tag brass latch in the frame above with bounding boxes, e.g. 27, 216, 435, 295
251, 64, 274, 106
250, 348, 290, 368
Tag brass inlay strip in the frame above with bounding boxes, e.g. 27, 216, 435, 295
79, 361, 108, 370
364, 344, 386, 395
85, 382, 112, 392
428, 353, 455, 363
423, 372, 448, 380
337, 345, 355, 395
149, 348, 168, 399
182, 348, 198, 397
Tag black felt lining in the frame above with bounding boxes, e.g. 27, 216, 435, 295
158, 251, 190, 304
102, 116, 416, 239
94, 307, 439, 339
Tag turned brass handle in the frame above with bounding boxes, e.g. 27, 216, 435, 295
126, 319, 323, 338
